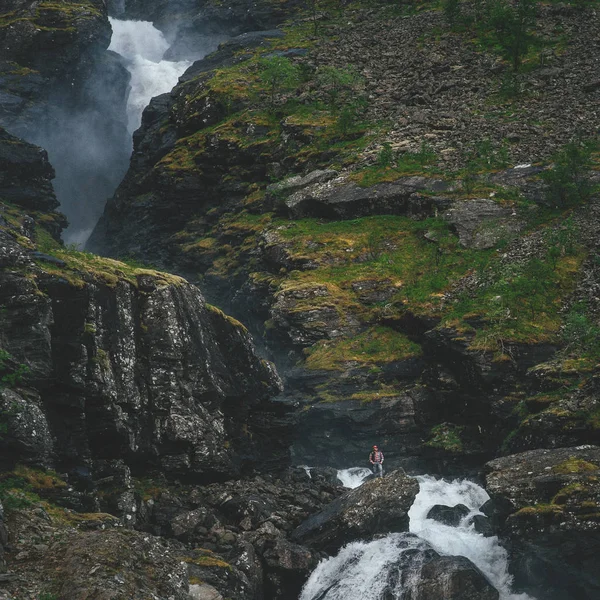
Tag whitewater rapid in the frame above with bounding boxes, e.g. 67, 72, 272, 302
301, 473, 535, 600
108, 18, 192, 133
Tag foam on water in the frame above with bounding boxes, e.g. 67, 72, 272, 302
409, 476, 534, 600
336, 467, 372, 489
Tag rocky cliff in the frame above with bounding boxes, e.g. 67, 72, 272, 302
0, 0, 131, 239
1, 0, 600, 598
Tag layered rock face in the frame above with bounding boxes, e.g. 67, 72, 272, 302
86, 1, 600, 475
0, 0, 117, 133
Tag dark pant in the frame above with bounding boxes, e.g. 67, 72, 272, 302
372, 463, 383, 477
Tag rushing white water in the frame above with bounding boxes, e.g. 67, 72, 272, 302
409, 476, 534, 600
300, 534, 430, 600
109, 18, 192, 132
300, 475, 536, 600
336, 467, 372, 489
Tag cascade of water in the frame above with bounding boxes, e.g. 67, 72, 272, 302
108, 18, 192, 133
300, 475, 536, 600
336, 467, 372, 489
408, 476, 534, 600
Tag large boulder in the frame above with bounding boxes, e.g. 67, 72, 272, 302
292, 470, 419, 553
404, 553, 499, 600
485, 445, 600, 600
443, 198, 524, 249
426, 503, 470, 526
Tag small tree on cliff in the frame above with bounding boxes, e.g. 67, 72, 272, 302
258, 56, 301, 110
487, 0, 537, 71
317, 66, 364, 112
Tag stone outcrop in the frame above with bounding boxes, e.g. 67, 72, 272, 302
402, 553, 500, 600
276, 176, 452, 221
444, 198, 524, 249
0, 0, 114, 133
426, 503, 470, 526
485, 446, 600, 600
292, 470, 419, 553
0, 466, 342, 600
0, 226, 283, 480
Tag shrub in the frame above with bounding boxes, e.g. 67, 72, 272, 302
0, 348, 29, 389
317, 66, 364, 112
444, 0, 461, 25
542, 140, 593, 208
486, 0, 537, 71
562, 302, 600, 357
257, 56, 301, 109
377, 142, 394, 168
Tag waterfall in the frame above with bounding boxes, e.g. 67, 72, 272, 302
108, 19, 192, 133
300, 476, 536, 600
337, 467, 372, 489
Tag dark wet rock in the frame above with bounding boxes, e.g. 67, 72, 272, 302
262, 538, 319, 600
0, 500, 6, 575
426, 503, 470, 526
291, 470, 419, 553
0, 389, 54, 468
0, 128, 58, 213
469, 514, 494, 537
0, 223, 284, 480
290, 385, 437, 471
444, 198, 524, 249
485, 446, 600, 600
310, 466, 340, 486
405, 553, 500, 600
0, 0, 112, 133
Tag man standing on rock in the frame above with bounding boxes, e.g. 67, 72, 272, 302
369, 445, 384, 477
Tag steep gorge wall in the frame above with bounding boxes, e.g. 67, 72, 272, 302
0, 127, 286, 485
0, 0, 131, 241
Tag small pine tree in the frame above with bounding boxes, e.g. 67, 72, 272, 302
444, 0, 461, 26
258, 56, 301, 110
542, 141, 593, 207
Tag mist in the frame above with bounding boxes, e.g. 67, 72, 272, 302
26, 51, 132, 247
27, 17, 221, 247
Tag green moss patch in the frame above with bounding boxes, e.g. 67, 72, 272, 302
34, 225, 185, 289
305, 326, 421, 371
552, 457, 599, 475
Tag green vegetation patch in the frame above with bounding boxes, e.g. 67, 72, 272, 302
34, 225, 185, 289
425, 423, 465, 453
0, 465, 66, 511
0, 2, 103, 31
274, 215, 491, 316
305, 326, 422, 371
445, 249, 586, 353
